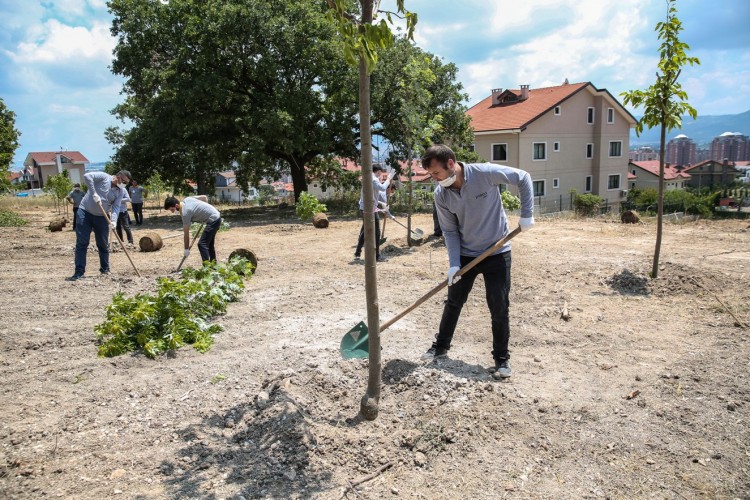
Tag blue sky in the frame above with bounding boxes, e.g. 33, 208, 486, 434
2, 0, 749, 168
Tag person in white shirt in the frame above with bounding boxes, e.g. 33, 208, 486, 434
115, 187, 134, 245
354, 165, 394, 262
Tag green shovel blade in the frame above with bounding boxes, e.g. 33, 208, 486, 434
340, 321, 369, 359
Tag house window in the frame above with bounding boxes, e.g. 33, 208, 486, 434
553, 141, 560, 152
533, 180, 546, 197
632, 169, 636, 175
492, 143, 508, 162
532, 142, 546, 161
586, 143, 594, 159
585, 175, 592, 193
553, 178, 560, 189
587, 107, 595, 124
607, 107, 614, 124
608, 174, 621, 190
554, 106, 561, 115
609, 141, 622, 157
468, 144, 475, 153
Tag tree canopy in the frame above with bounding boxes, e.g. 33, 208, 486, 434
0, 98, 22, 191
108, 0, 360, 199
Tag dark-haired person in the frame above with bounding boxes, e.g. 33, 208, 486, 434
354, 164, 395, 262
164, 195, 221, 263
128, 179, 145, 225
65, 183, 85, 230
115, 186, 134, 247
67, 170, 131, 281
420, 144, 534, 379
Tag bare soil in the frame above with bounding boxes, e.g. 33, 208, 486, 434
1, 205, 749, 499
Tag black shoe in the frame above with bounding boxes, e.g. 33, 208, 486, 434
421, 342, 448, 360
491, 359, 512, 379
376, 255, 386, 262
100, 269, 110, 275
65, 274, 83, 281
353, 253, 361, 261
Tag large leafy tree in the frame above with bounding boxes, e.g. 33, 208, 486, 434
0, 98, 22, 192
621, 0, 699, 279
107, 0, 359, 199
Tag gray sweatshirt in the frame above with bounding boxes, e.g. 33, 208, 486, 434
129, 185, 144, 204
80, 171, 123, 217
181, 197, 220, 229
434, 162, 533, 268
358, 173, 391, 211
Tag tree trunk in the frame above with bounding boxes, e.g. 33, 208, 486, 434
289, 158, 309, 202
407, 152, 415, 247
652, 120, 667, 279
359, 0, 381, 422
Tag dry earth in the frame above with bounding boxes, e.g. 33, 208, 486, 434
1, 204, 749, 499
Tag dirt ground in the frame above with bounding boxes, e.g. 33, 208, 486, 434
1, 204, 749, 499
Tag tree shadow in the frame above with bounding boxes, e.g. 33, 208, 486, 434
159, 383, 335, 499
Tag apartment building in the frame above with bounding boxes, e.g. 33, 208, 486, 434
710, 132, 750, 162
665, 134, 697, 166
467, 82, 636, 205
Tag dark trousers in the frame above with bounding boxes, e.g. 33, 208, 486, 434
435, 251, 512, 361
132, 203, 143, 225
74, 208, 110, 276
72, 206, 80, 230
355, 210, 381, 258
116, 211, 133, 244
432, 203, 442, 236
198, 217, 221, 263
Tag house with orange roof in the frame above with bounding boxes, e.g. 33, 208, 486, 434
467, 82, 636, 206
22, 151, 89, 189
628, 160, 691, 191
214, 170, 258, 202
681, 159, 744, 190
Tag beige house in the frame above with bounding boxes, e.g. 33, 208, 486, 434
628, 160, 691, 191
682, 159, 744, 190
467, 82, 636, 209
23, 151, 89, 189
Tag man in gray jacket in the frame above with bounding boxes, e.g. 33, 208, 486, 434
420, 144, 534, 379
67, 170, 131, 281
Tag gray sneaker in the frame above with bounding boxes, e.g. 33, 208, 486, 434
491, 359, 512, 379
421, 343, 448, 360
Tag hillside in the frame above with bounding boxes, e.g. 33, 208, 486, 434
630, 109, 750, 147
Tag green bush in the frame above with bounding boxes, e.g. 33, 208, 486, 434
295, 191, 327, 221
0, 209, 27, 227
573, 192, 604, 217
501, 190, 521, 211
95, 258, 254, 358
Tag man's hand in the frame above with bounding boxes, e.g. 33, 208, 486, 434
388, 169, 396, 180
183, 249, 190, 258
110, 220, 116, 230
92, 193, 101, 204
447, 266, 461, 286
519, 216, 535, 232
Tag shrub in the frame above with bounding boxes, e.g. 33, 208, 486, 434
0, 209, 27, 227
295, 191, 327, 221
95, 258, 254, 358
501, 190, 521, 211
573, 193, 604, 217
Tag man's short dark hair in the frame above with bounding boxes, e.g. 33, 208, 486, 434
73, 183, 80, 188
164, 196, 179, 210
372, 164, 385, 173
421, 144, 456, 169
117, 170, 132, 182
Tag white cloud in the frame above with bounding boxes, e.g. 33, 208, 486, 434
48, 104, 93, 116
8, 19, 114, 63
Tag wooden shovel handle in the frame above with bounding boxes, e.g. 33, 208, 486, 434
174, 223, 205, 272
379, 226, 522, 333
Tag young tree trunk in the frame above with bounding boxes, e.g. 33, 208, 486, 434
359, 0, 381, 422
652, 120, 667, 279
407, 148, 415, 247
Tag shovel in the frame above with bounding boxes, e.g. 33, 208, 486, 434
340, 226, 521, 359
173, 223, 205, 273
388, 216, 424, 240
98, 202, 141, 277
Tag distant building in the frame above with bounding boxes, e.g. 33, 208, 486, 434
629, 160, 691, 191
214, 170, 257, 202
629, 146, 659, 162
682, 159, 744, 190
710, 132, 750, 162
665, 134, 696, 166
22, 151, 89, 189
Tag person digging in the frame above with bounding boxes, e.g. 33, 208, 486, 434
420, 144, 534, 379
164, 195, 222, 264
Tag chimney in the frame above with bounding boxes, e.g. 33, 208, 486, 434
491, 88, 503, 105
520, 84, 529, 100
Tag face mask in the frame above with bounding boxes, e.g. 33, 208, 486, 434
438, 172, 457, 188
118, 183, 126, 189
